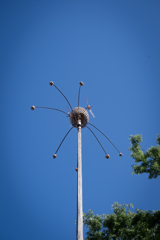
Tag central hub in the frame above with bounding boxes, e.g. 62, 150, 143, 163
69, 107, 89, 128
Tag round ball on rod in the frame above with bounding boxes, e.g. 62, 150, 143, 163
31, 106, 35, 110
119, 152, 123, 157
75, 168, 78, 172
105, 154, 110, 159
79, 82, 84, 86
69, 107, 89, 128
53, 154, 57, 158
49, 81, 54, 86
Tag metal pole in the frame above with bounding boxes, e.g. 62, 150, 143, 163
77, 118, 83, 240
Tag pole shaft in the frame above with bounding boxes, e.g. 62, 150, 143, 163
77, 119, 83, 240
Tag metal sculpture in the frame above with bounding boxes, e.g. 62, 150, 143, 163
31, 81, 122, 240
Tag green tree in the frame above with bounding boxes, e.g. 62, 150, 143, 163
129, 133, 160, 179
84, 134, 160, 239
83, 202, 160, 240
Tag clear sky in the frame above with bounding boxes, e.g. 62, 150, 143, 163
1, 0, 160, 239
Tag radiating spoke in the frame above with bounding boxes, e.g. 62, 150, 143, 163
35, 106, 68, 115
54, 127, 74, 155
89, 123, 120, 153
78, 82, 84, 108
49, 82, 73, 110
87, 126, 107, 155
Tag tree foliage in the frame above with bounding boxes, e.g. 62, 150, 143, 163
84, 134, 160, 239
83, 202, 160, 240
129, 133, 160, 179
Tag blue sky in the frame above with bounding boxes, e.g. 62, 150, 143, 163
1, 0, 160, 239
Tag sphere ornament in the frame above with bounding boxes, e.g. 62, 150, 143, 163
105, 154, 110, 159
31, 106, 35, 110
49, 81, 54, 86
53, 154, 57, 158
69, 107, 89, 128
119, 152, 123, 157
79, 81, 84, 86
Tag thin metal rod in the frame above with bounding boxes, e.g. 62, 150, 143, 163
78, 85, 81, 108
77, 119, 83, 240
88, 123, 120, 153
87, 126, 107, 155
55, 127, 74, 154
54, 84, 73, 110
35, 106, 68, 115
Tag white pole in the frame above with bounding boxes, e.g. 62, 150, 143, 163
77, 118, 83, 240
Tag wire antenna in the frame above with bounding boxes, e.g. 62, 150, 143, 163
87, 126, 107, 155
31, 106, 68, 115
88, 123, 121, 154
78, 82, 84, 108
53, 127, 74, 158
49, 81, 73, 110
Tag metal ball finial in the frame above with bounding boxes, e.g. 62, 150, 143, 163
49, 81, 54, 86
53, 154, 57, 158
79, 82, 84, 86
75, 168, 78, 171
105, 154, 110, 159
31, 106, 35, 110
119, 152, 122, 157
69, 107, 89, 128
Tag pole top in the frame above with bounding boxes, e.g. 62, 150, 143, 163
69, 107, 89, 128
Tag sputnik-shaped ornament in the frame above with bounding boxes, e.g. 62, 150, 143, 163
31, 81, 122, 159
31, 81, 122, 240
